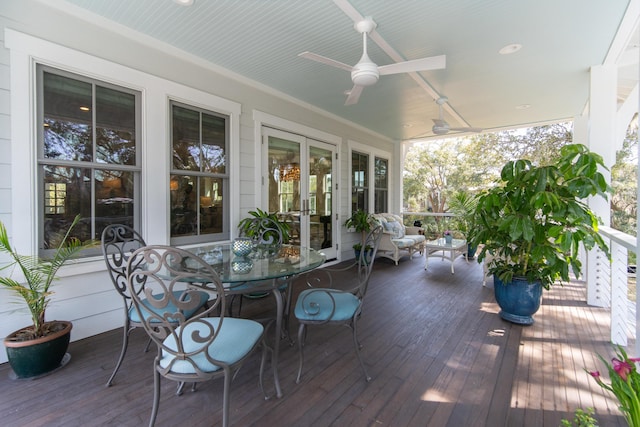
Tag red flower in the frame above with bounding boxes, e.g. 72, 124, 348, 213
612, 358, 633, 381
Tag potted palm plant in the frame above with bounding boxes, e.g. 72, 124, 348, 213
1, 215, 92, 378
469, 144, 610, 325
344, 209, 372, 260
448, 190, 479, 258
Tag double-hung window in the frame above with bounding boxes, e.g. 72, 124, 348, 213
170, 102, 229, 244
38, 66, 140, 256
349, 142, 390, 216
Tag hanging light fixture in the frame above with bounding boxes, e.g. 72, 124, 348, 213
278, 149, 301, 181
280, 163, 300, 181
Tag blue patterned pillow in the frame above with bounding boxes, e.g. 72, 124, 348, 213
385, 221, 404, 238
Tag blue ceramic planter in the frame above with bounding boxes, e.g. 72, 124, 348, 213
493, 275, 543, 325
467, 244, 477, 259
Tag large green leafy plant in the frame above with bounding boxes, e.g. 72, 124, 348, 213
470, 144, 610, 289
0, 215, 90, 340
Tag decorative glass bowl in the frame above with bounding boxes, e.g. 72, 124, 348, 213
232, 237, 253, 257
231, 257, 253, 274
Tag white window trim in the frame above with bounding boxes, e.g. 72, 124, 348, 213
6, 29, 240, 271
347, 139, 392, 214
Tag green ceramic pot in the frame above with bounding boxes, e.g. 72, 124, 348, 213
4, 320, 72, 379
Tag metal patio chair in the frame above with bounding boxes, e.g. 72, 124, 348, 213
294, 225, 383, 383
101, 224, 210, 386
125, 245, 266, 427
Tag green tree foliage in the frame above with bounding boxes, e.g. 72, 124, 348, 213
611, 117, 638, 237
403, 122, 574, 213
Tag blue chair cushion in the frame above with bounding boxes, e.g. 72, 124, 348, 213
159, 317, 263, 374
128, 290, 210, 323
294, 288, 360, 322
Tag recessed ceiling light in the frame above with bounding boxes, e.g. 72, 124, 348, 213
79, 106, 90, 111
516, 104, 531, 110
173, 0, 194, 5
499, 44, 522, 55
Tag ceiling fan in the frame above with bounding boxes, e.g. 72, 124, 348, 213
431, 97, 483, 135
298, 17, 446, 105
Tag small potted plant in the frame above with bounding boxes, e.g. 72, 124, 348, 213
469, 144, 610, 325
1, 215, 93, 378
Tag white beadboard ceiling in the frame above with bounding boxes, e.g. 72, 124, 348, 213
54, 0, 638, 141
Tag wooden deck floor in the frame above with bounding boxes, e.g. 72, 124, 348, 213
0, 253, 629, 426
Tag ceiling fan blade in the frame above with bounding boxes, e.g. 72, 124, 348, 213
333, 0, 365, 24
298, 51, 353, 72
450, 127, 483, 133
345, 85, 364, 105
378, 55, 446, 76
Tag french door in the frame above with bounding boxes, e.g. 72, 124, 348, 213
262, 127, 337, 260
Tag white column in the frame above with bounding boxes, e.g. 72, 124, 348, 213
396, 141, 407, 213
585, 64, 616, 308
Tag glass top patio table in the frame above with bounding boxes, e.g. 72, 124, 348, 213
186, 244, 326, 292
424, 238, 468, 274
180, 243, 325, 398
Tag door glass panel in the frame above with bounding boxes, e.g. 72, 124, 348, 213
309, 145, 332, 250
267, 137, 301, 245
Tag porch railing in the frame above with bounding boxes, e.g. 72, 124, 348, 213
598, 226, 638, 354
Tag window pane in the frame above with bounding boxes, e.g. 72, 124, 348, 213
352, 188, 367, 212
43, 72, 92, 162
42, 166, 92, 248
374, 157, 388, 213
352, 151, 368, 212
375, 158, 388, 188
375, 190, 388, 213
172, 105, 201, 171
170, 176, 197, 236
352, 151, 368, 188
199, 177, 224, 234
202, 113, 226, 174
96, 85, 136, 165
96, 170, 135, 236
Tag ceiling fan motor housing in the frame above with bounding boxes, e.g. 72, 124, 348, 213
432, 123, 451, 134
351, 61, 379, 86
